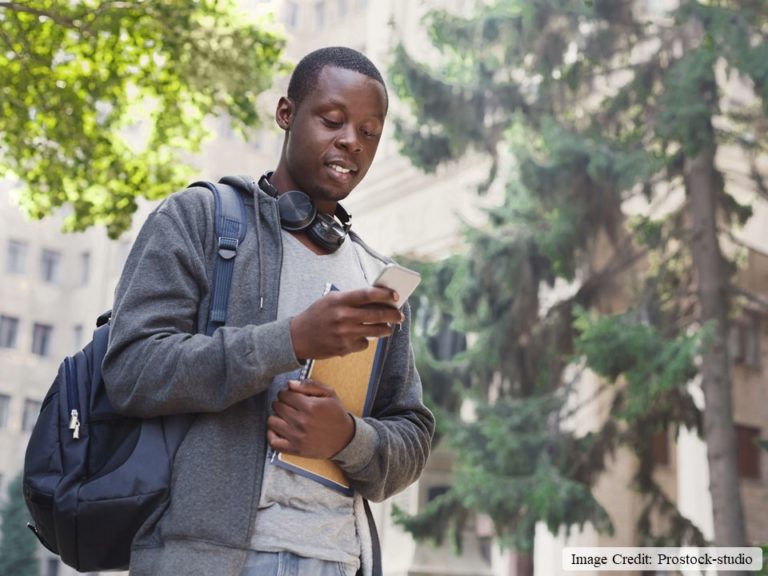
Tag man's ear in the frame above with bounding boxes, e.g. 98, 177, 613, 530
275, 96, 294, 131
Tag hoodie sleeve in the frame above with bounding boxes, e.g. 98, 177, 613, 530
331, 303, 435, 502
102, 188, 301, 418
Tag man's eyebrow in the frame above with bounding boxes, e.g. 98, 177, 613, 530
322, 98, 385, 121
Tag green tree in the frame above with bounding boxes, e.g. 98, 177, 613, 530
0, 473, 39, 576
392, 0, 767, 572
0, 0, 285, 238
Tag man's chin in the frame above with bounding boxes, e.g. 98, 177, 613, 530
311, 184, 354, 204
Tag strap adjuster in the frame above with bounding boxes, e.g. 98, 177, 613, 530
218, 236, 239, 259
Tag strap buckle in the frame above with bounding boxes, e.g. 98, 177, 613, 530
217, 236, 239, 259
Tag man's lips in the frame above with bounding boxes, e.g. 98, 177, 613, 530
325, 160, 358, 175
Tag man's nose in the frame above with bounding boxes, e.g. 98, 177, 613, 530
336, 125, 362, 153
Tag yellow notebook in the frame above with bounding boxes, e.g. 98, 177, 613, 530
274, 337, 387, 495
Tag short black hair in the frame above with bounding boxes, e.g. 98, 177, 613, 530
287, 46, 388, 110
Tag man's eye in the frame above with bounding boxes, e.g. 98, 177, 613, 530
322, 117, 342, 127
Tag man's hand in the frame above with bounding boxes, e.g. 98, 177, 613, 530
267, 379, 354, 459
290, 286, 403, 360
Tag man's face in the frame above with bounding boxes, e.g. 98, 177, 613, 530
275, 65, 387, 211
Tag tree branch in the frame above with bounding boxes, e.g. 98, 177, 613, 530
750, 156, 768, 200
0, 1, 146, 33
730, 286, 768, 312
4, 4, 36, 61
556, 365, 613, 424
0, 1, 78, 28
0, 22, 19, 57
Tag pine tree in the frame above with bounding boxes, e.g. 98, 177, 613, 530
392, 1, 767, 573
0, 473, 39, 576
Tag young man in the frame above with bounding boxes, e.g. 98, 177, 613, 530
102, 47, 434, 576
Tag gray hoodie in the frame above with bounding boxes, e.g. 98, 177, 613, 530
102, 180, 434, 576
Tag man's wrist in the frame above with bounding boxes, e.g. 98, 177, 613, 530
331, 415, 378, 471
332, 412, 356, 457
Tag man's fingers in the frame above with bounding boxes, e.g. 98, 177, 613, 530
331, 286, 399, 308
267, 428, 295, 454
356, 305, 404, 326
267, 415, 291, 439
267, 385, 355, 459
290, 286, 406, 361
357, 323, 397, 338
272, 393, 304, 418
288, 379, 333, 396
338, 304, 402, 333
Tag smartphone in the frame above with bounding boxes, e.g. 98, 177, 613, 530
373, 263, 422, 309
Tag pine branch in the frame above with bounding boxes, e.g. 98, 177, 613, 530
573, 235, 647, 306
557, 368, 614, 424
730, 286, 768, 312
750, 157, 768, 200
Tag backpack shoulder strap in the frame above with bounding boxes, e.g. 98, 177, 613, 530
188, 179, 249, 335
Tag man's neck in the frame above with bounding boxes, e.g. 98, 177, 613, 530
288, 231, 332, 255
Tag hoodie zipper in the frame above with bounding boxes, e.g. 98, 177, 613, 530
64, 357, 81, 439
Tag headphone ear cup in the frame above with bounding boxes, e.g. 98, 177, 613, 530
278, 191, 316, 231
276, 189, 349, 252
306, 213, 348, 252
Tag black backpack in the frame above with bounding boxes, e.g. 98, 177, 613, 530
23, 178, 250, 572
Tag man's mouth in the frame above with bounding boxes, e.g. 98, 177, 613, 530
330, 164, 351, 174
326, 161, 357, 176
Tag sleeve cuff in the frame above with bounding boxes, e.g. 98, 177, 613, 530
332, 415, 379, 473
248, 317, 304, 374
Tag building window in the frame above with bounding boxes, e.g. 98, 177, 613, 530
736, 425, 760, 480
22, 398, 42, 433
729, 315, 760, 368
314, 1, 325, 30
284, 0, 299, 28
0, 315, 19, 349
79, 251, 91, 285
427, 485, 450, 502
40, 249, 62, 283
5, 239, 28, 274
0, 394, 10, 429
31, 323, 53, 357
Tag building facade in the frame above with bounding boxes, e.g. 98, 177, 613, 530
0, 184, 131, 576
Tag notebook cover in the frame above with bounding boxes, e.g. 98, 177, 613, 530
274, 337, 387, 495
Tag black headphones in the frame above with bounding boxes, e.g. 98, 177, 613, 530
258, 172, 352, 253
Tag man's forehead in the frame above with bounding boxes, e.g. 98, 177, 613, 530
311, 66, 387, 111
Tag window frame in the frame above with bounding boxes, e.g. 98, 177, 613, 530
31, 322, 53, 357
22, 398, 42, 433
5, 238, 29, 275
40, 248, 62, 284
0, 315, 19, 349
0, 394, 10, 429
